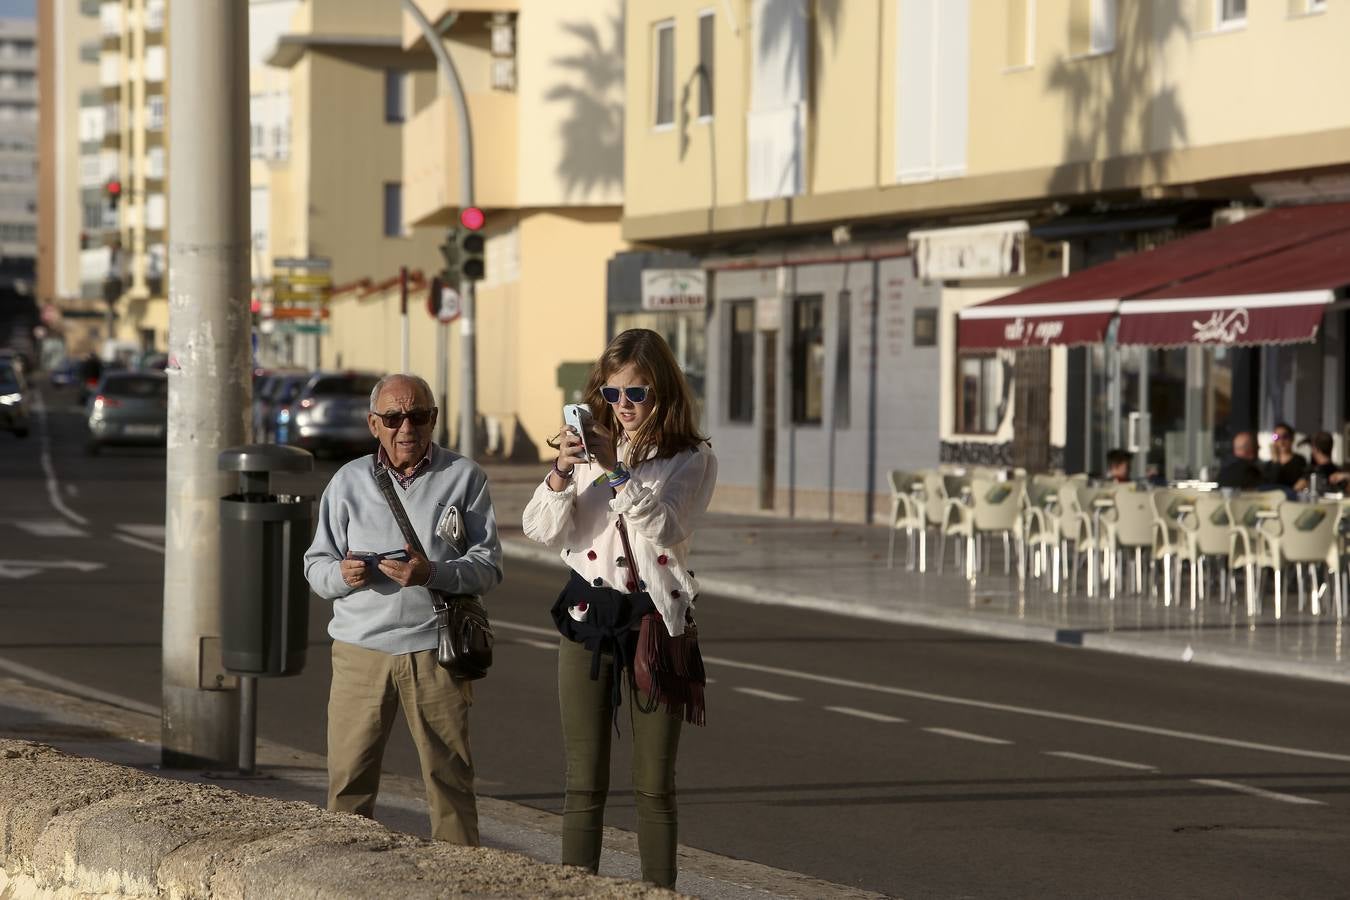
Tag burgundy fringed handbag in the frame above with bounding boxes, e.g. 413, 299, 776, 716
616, 514, 706, 726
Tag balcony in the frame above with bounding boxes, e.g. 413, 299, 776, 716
403, 90, 517, 227
402, 1, 519, 51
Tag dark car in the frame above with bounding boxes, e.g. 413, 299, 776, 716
0, 361, 30, 438
285, 371, 381, 457
267, 372, 312, 444
86, 371, 168, 454
252, 368, 304, 443
48, 357, 80, 388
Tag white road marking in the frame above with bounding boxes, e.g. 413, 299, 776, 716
487, 617, 1350, 765
9, 519, 87, 538
517, 638, 559, 651
923, 727, 1013, 745
0, 559, 104, 579
1191, 778, 1325, 806
826, 706, 907, 723
734, 687, 800, 702
117, 524, 166, 541
1044, 751, 1158, 771
114, 534, 165, 555
32, 392, 89, 526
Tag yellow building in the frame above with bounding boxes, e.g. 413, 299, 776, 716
261, 0, 444, 369
623, 0, 1350, 518
388, 0, 627, 461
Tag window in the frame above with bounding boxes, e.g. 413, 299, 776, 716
895, 0, 968, 183
748, 0, 806, 199
834, 291, 851, 429
697, 11, 715, 119
791, 295, 824, 425
1004, 0, 1034, 68
1089, 0, 1116, 52
914, 308, 938, 346
383, 183, 403, 237
727, 301, 754, 422
956, 353, 1003, 435
146, 94, 165, 131
653, 21, 674, 128
1217, 0, 1246, 27
384, 69, 406, 123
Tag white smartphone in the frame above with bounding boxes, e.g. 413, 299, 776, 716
562, 403, 596, 461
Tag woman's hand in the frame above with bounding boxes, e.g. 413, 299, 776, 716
556, 425, 588, 473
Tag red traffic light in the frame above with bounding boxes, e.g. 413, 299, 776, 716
459, 206, 485, 231
106, 180, 122, 196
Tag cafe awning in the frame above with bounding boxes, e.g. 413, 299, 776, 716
957, 202, 1350, 350
1117, 226, 1350, 346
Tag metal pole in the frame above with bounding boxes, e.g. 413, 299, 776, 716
238, 675, 257, 775
400, 265, 410, 371
162, 0, 247, 768
403, 0, 475, 459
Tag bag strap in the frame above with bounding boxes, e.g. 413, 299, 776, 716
615, 514, 641, 587
373, 464, 428, 557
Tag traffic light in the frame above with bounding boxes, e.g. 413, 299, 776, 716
105, 179, 122, 209
438, 235, 460, 288
457, 206, 485, 282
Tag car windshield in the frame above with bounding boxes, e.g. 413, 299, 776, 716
0, 366, 19, 393
277, 379, 304, 403
310, 374, 380, 398
104, 375, 167, 398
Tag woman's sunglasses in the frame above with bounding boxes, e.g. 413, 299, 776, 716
373, 408, 436, 429
600, 385, 651, 405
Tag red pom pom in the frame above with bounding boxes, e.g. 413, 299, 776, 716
586, 550, 597, 561
657, 554, 669, 566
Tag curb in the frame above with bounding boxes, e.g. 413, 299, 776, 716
499, 539, 1350, 687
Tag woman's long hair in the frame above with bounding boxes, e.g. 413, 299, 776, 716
583, 328, 705, 464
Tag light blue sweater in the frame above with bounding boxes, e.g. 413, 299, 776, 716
304, 445, 503, 654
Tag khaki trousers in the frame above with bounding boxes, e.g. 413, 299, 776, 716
558, 635, 682, 888
326, 640, 478, 845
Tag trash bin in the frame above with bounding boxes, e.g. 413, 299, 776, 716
218, 444, 314, 677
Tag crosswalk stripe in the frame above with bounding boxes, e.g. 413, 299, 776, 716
734, 687, 800, 702
1191, 778, 1325, 806
923, 727, 1012, 745
117, 524, 166, 540
10, 519, 87, 538
826, 706, 907, 723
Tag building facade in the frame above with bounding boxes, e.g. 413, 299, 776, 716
623, 0, 1350, 519
0, 16, 38, 361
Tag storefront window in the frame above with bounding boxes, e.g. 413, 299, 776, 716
791, 295, 824, 425
727, 301, 754, 423
956, 352, 1002, 435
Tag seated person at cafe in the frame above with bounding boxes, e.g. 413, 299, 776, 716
1217, 431, 1265, 490
1106, 449, 1133, 483
1264, 421, 1308, 489
1295, 430, 1347, 491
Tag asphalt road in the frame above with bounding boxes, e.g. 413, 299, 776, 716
4, 384, 1350, 898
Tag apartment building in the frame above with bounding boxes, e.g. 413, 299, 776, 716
37, 0, 109, 358
350, 0, 627, 460
624, 0, 1350, 520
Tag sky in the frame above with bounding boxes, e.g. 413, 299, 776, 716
0, 0, 33, 18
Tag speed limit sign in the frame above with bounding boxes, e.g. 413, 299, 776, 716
437, 284, 461, 323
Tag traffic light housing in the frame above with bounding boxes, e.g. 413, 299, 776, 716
457, 206, 485, 282
438, 235, 460, 288
105, 179, 122, 209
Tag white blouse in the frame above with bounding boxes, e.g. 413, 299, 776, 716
521, 443, 718, 636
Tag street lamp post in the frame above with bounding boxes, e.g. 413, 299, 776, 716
402, 0, 476, 459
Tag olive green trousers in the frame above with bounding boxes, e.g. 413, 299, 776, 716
557, 636, 683, 888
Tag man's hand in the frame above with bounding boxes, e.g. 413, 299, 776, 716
378, 544, 431, 587
341, 553, 370, 589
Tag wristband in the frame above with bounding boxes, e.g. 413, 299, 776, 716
552, 459, 574, 481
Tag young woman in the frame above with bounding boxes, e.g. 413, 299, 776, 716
522, 328, 717, 888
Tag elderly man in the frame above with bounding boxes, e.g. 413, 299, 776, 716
304, 373, 502, 845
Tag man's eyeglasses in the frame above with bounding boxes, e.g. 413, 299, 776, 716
600, 385, 651, 405
373, 408, 436, 429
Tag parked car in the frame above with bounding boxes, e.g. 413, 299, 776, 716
267, 372, 311, 444
252, 368, 304, 443
0, 361, 30, 438
285, 371, 382, 457
86, 371, 168, 454
48, 357, 80, 388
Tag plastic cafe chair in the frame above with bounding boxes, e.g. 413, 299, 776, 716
1149, 489, 1196, 608
1176, 493, 1236, 608
1225, 490, 1289, 616
942, 477, 1026, 581
1023, 474, 1066, 590
1055, 484, 1103, 595
921, 470, 951, 573
887, 470, 926, 571
1258, 500, 1341, 620
1099, 485, 1154, 599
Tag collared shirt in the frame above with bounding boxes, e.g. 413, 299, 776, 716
377, 443, 433, 489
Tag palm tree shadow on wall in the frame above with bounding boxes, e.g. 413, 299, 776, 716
547, 11, 625, 202
1045, 3, 1189, 199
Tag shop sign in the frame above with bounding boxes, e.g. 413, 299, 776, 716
1003, 316, 1065, 346
1191, 308, 1249, 344
911, 221, 1028, 281
641, 269, 706, 311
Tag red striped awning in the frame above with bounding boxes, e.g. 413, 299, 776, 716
958, 203, 1350, 350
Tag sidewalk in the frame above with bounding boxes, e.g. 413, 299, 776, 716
0, 674, 877, 900
482, 464, 1350, 686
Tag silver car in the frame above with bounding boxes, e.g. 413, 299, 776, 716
0, 361, 29, 438
87, 371, 168, 454
285, 371, 382, 458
